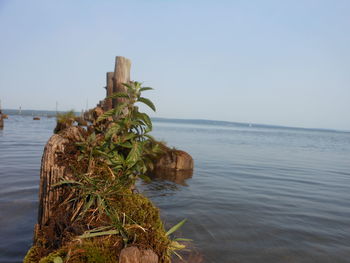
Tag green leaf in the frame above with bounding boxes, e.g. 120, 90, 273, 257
97, 195, 107, 215
172, 250, 183, 260
126, 141, 141, 167
122, 133, 136, 141
97, 103, 127, 122
138, 97, 156, 112
138, 174, 151, 183
174, 238, 193, 242
119, 141, 133, 148
79, 229, 119, 239
112, 153, 125, 163
136, 112, 152, 130
87, 132, 96, 143
80, 196, 95, 217
166, 219, 187, 236
88, 226, 112, 233
105, 124, 120, 139
140, 87, 153, 92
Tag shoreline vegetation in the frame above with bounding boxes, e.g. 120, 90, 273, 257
24, 57, 194, 263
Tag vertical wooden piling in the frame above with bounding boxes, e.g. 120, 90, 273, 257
104, 72, 114, 111
112, 56, 131, 108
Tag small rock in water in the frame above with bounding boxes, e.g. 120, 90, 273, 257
119, 247, 158, 263
155, 150, 193, 171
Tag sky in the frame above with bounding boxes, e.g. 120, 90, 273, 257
0, 0, 349, 130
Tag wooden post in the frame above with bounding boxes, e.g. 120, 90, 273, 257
112, 56, 131, 108
104, 72, 114, 111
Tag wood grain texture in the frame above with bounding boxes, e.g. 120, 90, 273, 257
113, 56, 131, 108
34, 127, 80, 241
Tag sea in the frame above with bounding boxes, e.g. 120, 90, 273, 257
0, 112, 350, 263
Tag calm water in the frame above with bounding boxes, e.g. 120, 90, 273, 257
1, 115, 350, 263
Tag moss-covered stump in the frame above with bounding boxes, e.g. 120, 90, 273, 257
25, 77, 192, 262
25, 126, 172, 263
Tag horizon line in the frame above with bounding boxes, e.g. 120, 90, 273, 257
2, 108, 349, 134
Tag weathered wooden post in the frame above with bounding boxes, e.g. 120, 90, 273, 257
104, 72, 114, 111
112, 56, 131, 108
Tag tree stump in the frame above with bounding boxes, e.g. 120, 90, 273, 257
34, 127, 80, 242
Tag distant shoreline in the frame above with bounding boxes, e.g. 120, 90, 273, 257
3, 108, 349, 134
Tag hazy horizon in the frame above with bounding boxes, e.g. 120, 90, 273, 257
1, 0, 349, 130
3, 107, 349, 133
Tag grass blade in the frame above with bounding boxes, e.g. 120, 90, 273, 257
166, 219, 187, 236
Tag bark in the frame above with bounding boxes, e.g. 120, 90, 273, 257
34, 127, 80, 241
104, 72, 114, 111
113, 56, 131, 108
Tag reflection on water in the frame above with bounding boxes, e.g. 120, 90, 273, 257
138, 180, 180, 197
149, 168, 193, 186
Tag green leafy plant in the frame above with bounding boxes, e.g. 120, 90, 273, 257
166, 219, 192, 260
95, 81, 160, 184
55, 82, 161, 221
45, 81, 189, 263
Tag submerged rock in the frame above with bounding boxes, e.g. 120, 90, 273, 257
155, 150, 193, 171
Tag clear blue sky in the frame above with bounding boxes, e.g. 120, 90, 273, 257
0, 0, 349, 130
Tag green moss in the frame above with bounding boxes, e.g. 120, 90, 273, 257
68, 239, 121, 263
23, 246, 66, 263
22, 192, 172, 262
112, 192, 171, 262
54, 110, 77, 133
39, 250, 66, 263
23, 246, 40, 263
